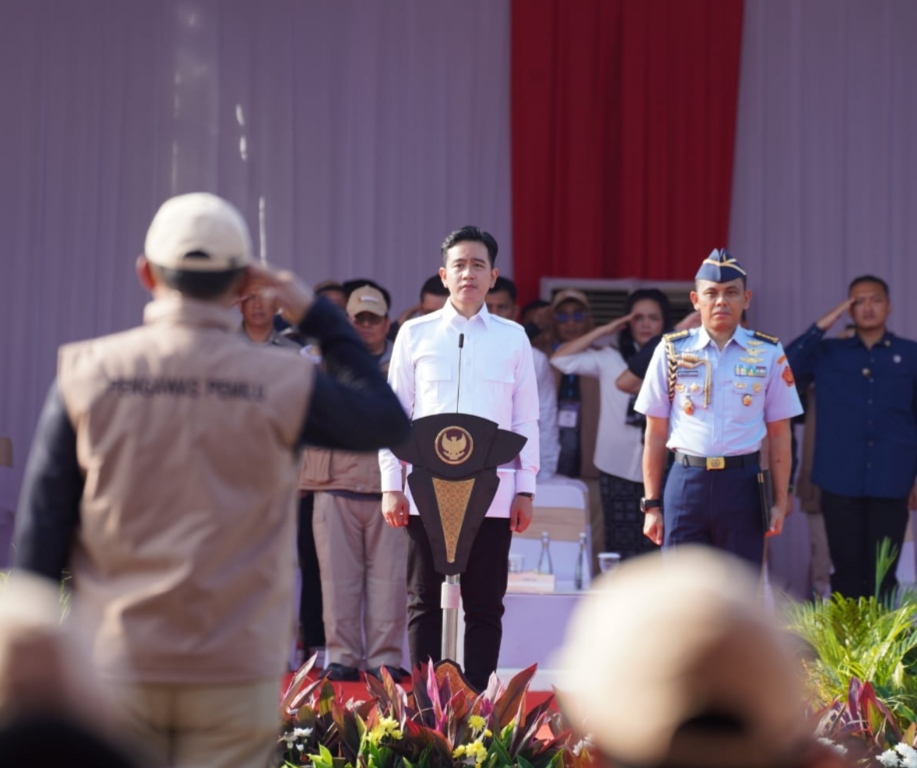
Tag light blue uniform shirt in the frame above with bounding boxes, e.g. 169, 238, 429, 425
635, 325, 803, 457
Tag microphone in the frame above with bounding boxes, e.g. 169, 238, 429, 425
456, 333, 464, 412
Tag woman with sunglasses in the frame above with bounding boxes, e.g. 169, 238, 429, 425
551, 289, 674, 559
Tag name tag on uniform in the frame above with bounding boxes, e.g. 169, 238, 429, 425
735, 364, 767, 378
677, 369, 700, 377
558, 402, 580, 428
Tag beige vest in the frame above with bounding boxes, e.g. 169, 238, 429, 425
57, 296, 314, 683
298, 350, 390, 494
299, 449, 382, 494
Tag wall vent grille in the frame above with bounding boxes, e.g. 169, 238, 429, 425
540, 277, 696, 325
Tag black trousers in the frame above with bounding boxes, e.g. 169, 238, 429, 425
821, 490, 909, 600
297, 493, 326, 649
405, 516, 512, 691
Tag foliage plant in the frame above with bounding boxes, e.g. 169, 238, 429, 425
784, 540, 917, 761
278, 659, 595, 768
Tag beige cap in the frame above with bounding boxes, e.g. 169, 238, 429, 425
556, 547, 809, 768
144, 192, 252, 272
346, 285, 388, 317
550, 288, 591, 310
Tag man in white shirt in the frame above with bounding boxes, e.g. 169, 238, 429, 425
380, 226, 539, 690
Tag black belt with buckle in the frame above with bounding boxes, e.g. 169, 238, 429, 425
673, 450, 761, 470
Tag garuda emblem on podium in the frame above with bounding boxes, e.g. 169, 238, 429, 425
435, 427, 473, 465
390, 413, 526, 575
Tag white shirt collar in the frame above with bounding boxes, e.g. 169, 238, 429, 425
692, 323, 750, 350
441, 298, 493, 328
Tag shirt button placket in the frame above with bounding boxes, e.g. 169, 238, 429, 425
865, 357, 875, 473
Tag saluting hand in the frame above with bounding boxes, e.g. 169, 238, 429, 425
600, 312, 635, 336
643, 509, 663, 546
675, 310, 702, 331
816, 297, 855, 331
243, 264, 315, 325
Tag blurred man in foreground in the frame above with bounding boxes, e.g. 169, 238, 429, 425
558, 547, 850, 768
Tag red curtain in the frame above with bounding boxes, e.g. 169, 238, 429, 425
511, 0, 744, 305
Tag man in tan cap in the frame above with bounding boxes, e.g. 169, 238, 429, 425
557, 547, 850, 768
300, 280, 409, 683
13, 192, 409, 768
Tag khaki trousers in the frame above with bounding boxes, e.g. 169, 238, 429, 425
313, 492, 408, 669
111, 678, 280, 768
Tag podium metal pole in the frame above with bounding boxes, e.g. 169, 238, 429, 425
441, 575, 461, 661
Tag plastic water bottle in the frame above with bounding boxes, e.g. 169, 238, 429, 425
574, 532, 588, 590
537, 531, 553, 575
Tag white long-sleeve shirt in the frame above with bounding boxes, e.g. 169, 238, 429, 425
551, 345, 643, 482
379, 300, 540, 518
532, 348, 560, 478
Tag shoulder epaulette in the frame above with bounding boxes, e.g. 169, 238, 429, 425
753, 331, 779, 345
663, 331, 688, 403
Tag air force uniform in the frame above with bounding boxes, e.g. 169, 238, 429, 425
635, 250, 803, 564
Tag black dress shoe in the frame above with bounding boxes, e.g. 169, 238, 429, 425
322, 663, 360, 682
366, 665, 410, 682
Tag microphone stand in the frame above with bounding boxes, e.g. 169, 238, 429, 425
441, 333, 464, 663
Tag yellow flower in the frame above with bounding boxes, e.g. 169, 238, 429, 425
468, 715, 487, 731
465, 741, 488, 765
467, 714, 493, 742
367, 716, 403, 746
453, 741, 487, 765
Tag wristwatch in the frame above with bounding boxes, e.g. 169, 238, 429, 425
516, 492, 535, 500
640, 497, 662, 513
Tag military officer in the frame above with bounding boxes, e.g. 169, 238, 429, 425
634, 250, 803, 565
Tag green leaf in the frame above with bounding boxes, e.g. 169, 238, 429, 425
309, 743, 336, 768
875, 538, 898, 603
489, 734, 513, 765
784, 587, 917, 727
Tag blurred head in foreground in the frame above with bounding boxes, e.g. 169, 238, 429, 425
557, 547, 848, 768
0, 573, 141, 766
